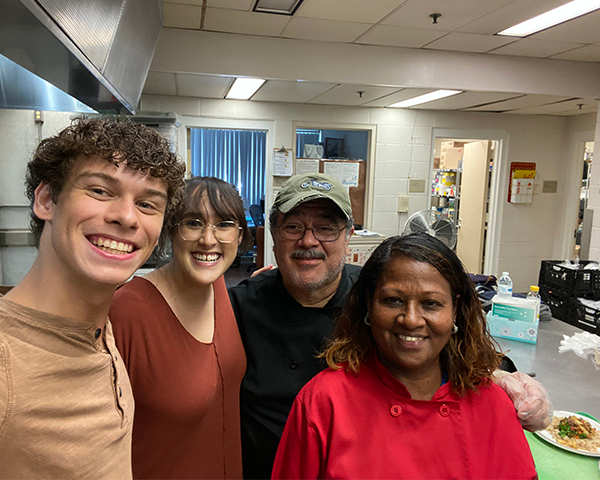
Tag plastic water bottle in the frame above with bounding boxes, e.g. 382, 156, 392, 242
497, 272, 513, 300
526, 285, 541, 320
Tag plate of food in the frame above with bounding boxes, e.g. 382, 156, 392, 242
534, 411, 600, 457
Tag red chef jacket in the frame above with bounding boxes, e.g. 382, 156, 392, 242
272, 356, 537, 480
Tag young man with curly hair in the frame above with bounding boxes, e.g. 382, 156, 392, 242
0, 118, 185, 479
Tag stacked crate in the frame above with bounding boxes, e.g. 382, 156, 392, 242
538, 260, 600, 334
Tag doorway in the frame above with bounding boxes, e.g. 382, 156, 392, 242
177, 116, 275, 271
293, 123, 376, 231
561, 133, 596, 261
574, 141, 594, 259
431, 135, 501, 274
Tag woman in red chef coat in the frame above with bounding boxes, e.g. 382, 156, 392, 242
272, 233, 537, 480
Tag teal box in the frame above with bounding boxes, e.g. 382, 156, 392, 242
486, 312, 538, 344
491, 302, 536, 323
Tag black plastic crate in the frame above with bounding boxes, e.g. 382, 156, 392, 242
571, 301, 600, 334
539, 260, 600, 298
540, 287, 573, 324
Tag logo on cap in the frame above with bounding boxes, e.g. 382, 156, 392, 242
300, 180, 332, 191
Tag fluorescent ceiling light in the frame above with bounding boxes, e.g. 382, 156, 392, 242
498, 0, 600, 37
225, 78, 266, 100
253, 0, 304, 15
388, 90, 462, 108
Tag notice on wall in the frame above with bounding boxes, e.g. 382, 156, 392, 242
273, 149, 293, 176
324, 162, 359, 188
508, 162, 536, 204
295, 158, 320, 175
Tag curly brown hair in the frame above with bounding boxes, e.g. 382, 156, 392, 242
323, 233, 502, 395
162, 176, 254, 258
25, 118, 186, 245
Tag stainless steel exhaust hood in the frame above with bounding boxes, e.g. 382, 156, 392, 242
0, 0, 163, 114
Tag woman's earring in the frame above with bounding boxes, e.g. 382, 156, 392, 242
364, 313, 371, 326
452, 322, 458, 334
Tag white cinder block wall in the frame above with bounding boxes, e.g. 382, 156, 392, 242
140, 95, 597, 292
0, 103, 597, 291
0, 109, 73, 285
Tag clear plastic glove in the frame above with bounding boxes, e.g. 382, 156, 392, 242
559, 331, 600, 357
492, 370, 553, 432
559, 332, 600, 370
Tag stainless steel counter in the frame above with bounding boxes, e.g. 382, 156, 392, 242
494, 320, 600, 420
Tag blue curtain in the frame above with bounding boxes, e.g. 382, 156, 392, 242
296, 129, 321, 158
190, 128, 266, 210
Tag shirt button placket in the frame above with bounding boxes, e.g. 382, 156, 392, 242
390, 405, 402, 417
439, 404, 450, 417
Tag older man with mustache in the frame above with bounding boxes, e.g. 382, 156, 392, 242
229, 173, 551, 480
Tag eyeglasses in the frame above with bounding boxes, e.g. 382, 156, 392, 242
177, 218, 242, 243
277, 223, 346, 242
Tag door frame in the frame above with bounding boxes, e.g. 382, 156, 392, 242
560, 131, 595, 260
179, 116, 276, 264
292, 122, 377, 231
431, 129, 508, 276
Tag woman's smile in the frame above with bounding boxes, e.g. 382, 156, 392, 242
369, 256, 454, 382
191, 252, 221, 263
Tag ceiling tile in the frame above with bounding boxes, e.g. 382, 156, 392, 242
382, 0, 512, 31
458, 0, 568, 35
281, 17, 371, 43
296, 0, 404, 24
143, 72, 177, 95
177, 74, 233, 98
204, 7, 289, 36
206, 0, 253, 10
163, 3, 202, 29
551, 44, 600, 62
465, 94, 573, 112
307, 84, 402, 105
362, 88, 434, 107
508, 98, 598, 116
424, 32, 515, 53
416, 91, 522, 110
488, 38, 584, 58
529, 10, 600, 44
251, 80, 337, 103
356, 25, 448, 48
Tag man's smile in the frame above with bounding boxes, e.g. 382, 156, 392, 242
89, 235, 136, 255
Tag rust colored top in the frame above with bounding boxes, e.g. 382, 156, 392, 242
110, 276, 245, 479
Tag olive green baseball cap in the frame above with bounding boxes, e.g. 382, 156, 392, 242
274, 173, 353, 220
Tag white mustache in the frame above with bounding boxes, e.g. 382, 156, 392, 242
291, 249, 326, 260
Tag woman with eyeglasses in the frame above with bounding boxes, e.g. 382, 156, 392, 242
109, 176, 252, 479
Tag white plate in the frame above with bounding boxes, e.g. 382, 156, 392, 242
534, 410, 600, 457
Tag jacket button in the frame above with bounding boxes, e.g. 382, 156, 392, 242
289, 361, 299, 370
439, 404, 450, 417
390, 405, 402, 417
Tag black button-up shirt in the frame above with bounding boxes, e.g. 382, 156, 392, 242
229, 264, 361, 480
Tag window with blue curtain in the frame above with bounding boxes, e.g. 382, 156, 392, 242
190, 128, 266, 212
